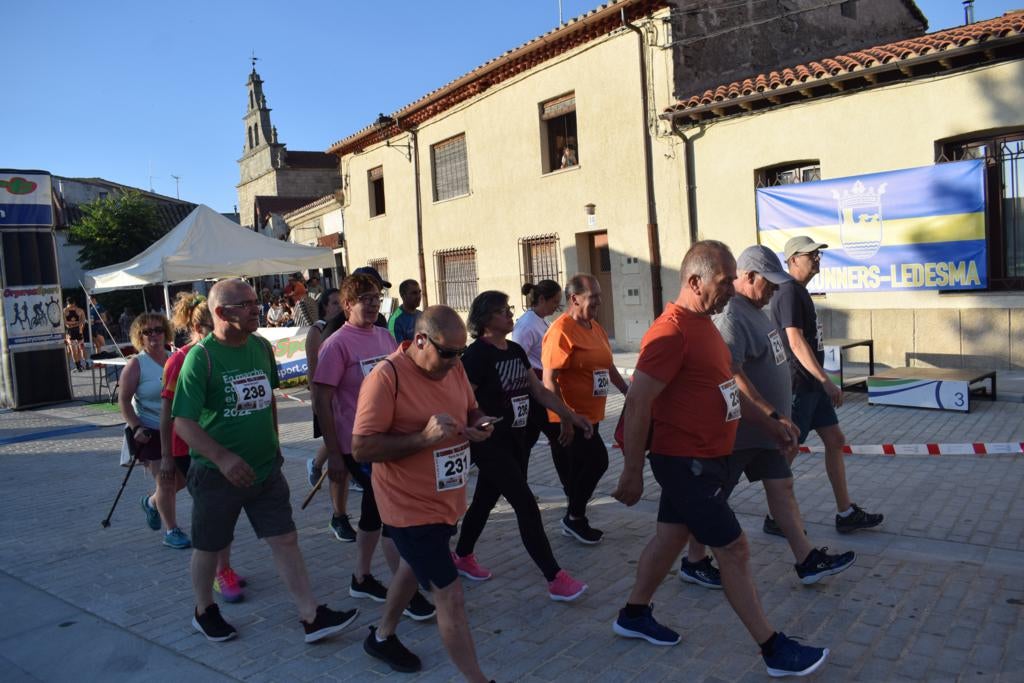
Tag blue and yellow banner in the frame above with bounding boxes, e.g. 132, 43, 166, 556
756, 160, 986, 292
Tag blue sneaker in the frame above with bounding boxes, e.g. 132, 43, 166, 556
162, 527, 191, 549
612, 604, 680, 646
763, 632, 828, 677
140, 495, 160, 530
679, 555, 722, 589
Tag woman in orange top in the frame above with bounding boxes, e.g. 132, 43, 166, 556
541, 273, 629, 544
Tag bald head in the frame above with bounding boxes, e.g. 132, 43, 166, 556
415, 305, 466, 339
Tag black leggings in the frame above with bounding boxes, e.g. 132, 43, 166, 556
343, 453, 382, 533
549, 423, 608, 519
455, 435, 560, 581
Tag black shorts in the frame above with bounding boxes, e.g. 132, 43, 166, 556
385, 523, 458, 591
730, 447, 792, 483
66, 329, 83, 342
792, 387, 839, 443
134, 429, 162, 462
648, 453, 743, 548
175, 456, 190, 477
312, 413, 322, 439
187, 458, 296, 552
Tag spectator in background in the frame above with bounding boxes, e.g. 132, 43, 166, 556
284, 273, 307, 302
387, 279, 422, 343
267, 296, 291, 327
118, 308, 133, 343
89, 294, 109, 355
307, 275, 323, 298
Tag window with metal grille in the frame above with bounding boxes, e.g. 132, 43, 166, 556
541, 93, 578, 174
939, 132, 1024, 290
434, 247, 478, 311
431, 134, 470, 202
368, 166, 385, 217
755, 161, 821, 188
518, 234, 562, 305
367, 258, 389, 293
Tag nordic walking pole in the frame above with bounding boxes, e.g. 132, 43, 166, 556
102, 427, 139, 527
301, 469, 329, 510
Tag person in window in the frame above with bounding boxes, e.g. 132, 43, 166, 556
560, 144, 578, 169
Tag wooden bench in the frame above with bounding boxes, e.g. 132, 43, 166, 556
867, 367, 997, 413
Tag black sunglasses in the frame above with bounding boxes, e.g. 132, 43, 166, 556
427, 336, 466, 359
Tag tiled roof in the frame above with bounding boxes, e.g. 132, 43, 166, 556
52, 176, 196, 231
254, 195, 319, 226
282, 192, 342, 220
665, 10, 1024, 121
327, 0, 669, 155
285, 150, 339, 169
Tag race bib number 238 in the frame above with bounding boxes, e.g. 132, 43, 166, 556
232, 374, 271, 412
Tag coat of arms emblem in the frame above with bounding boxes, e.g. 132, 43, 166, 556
832, 181, 887, 260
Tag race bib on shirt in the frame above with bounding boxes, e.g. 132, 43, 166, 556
434, 442, 470, 491
592, 369, 611, 397
815, 319, 824, 352
768, 329, 786, 365
232, 373, 271, 412
719, 378, 741, 422
359, 354, 388, 378
511, 394, 530, 428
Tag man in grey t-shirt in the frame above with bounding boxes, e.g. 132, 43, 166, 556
678, 246, 855, 588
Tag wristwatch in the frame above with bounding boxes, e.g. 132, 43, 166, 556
769, 411, 781, 421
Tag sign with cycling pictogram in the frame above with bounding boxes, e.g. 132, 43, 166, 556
3, 284, 64, 348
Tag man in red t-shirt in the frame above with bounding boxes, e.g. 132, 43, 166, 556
610, 240, 830, 678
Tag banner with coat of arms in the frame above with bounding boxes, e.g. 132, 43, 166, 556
756, 160, 986, 292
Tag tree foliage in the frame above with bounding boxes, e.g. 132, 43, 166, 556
68, 191, 167, 270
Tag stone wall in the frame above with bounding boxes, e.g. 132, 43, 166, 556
670, 0, 926, 99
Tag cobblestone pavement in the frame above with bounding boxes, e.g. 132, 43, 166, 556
0, 384, 1021, 681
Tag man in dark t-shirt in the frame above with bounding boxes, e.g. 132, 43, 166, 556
769, 236, 883, 535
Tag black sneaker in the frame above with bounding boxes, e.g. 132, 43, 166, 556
350, 574, 388, 602
763, 632, 828, 677
301, 604, 359, 643
363, 625, 422, 672
192, 604, 237, 642
330, 515, 356, 542
795, 547, 856, 585
561, 515, 603, 545
835, 504, 884, 534
678, 556, 722, 590
402, 590, 436, 621
763, 515, 784, 537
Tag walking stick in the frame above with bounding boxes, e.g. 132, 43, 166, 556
301, 469, 329, 510
101, 427, 139, 527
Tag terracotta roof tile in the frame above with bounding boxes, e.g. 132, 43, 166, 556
667, 11, 1024, 116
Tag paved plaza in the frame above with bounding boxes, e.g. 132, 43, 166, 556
0, 365, 1022, 681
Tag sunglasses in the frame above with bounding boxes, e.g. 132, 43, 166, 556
222, 300, 260, 309
141, 327, 165, 336
426, 336, 466, 359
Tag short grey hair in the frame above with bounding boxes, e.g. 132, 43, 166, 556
564, 273, 596, 302
681, 240, 733, 281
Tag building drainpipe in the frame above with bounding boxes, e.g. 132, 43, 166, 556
622, 9, 664, 318
391, 123, 429, 306
671, 117, 703, 246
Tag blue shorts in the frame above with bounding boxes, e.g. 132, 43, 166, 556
385, 523, 458, 591
791, 387, 839, 443
648, 454, 743, 548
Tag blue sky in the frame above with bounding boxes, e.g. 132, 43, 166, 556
4, 1, 1017, 213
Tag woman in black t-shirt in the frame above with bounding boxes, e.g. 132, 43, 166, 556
452, 290, 592, 602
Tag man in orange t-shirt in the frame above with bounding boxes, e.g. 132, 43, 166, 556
541, 273, 629, 544
609, 241, 828, 678
352, 306, 495, 681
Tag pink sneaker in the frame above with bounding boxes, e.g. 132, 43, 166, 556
451, 552, 492, 581
221, 567, 247, 588
548, 569, 587, 602
214, 568, 245, 603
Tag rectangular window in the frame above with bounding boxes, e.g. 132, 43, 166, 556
367, 258, 389, 293
541, 93, 578, 173
431, 134, 470, 202
368, 166, 385, 217
518, 234, 562, 288
755, 161, 821, 188
940, 133, 1024, 289
434, 247, 478, 311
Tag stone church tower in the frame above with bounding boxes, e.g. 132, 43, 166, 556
236, 66, 341, 230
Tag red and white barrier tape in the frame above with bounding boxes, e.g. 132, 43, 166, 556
276, 391, 311, 404
799, 442, 1023, 456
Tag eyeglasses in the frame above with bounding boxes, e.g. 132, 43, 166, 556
493, 305, 515, 316
426, 336, 466, 359
799, 251, 821, 260
141, 327, 165, 336
356, 293, 384, 305
222, 300, 260, 309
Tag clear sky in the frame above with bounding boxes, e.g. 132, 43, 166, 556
4, 1, 1018, 213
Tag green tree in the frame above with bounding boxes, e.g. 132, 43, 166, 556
68, 190, 167, 270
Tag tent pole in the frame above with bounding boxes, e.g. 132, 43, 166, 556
163, 283, 171, 317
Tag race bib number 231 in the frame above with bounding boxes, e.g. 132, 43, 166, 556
434, 442, 470, 491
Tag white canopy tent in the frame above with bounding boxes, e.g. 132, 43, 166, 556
82, 204, 336, 312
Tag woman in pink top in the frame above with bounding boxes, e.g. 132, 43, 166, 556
313, 274, 434, 621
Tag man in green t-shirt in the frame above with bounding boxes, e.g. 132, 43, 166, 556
173, 278, 359, 644
387, 279, 422, 343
